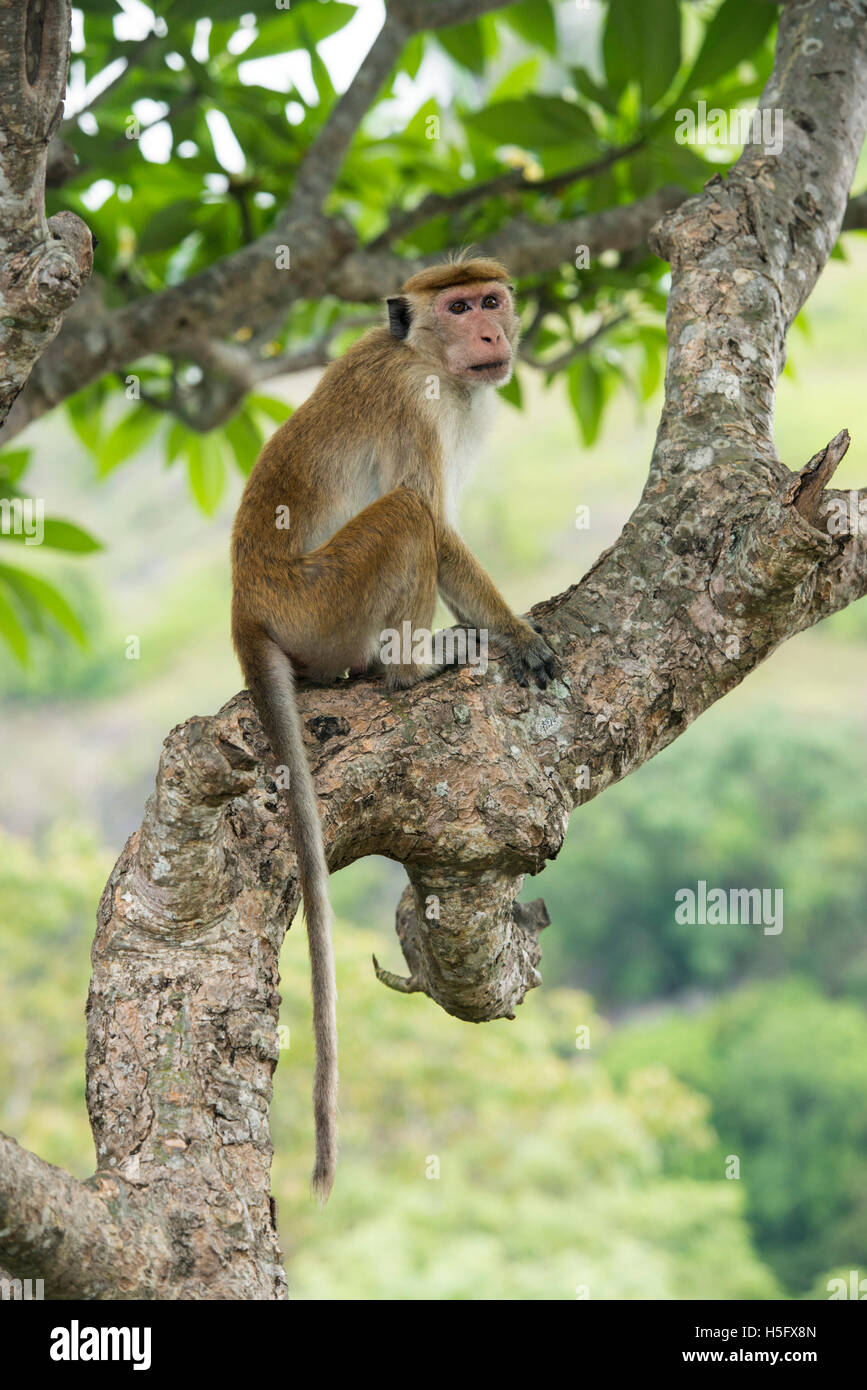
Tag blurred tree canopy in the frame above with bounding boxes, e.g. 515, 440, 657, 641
604, 977, 867, 1295
0, 0, 802, 659
533, 713, 867, 1008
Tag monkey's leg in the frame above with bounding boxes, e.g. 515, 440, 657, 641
436, 528, 557, 689
260, 487, 441, 689
375, 494, 441, 692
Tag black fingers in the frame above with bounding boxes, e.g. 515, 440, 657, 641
507, 631, 558, 690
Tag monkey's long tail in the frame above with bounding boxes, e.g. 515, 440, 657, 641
252, 639, 338, 1204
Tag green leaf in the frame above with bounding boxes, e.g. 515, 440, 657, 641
167, 420, 191, 465
604, 0, 681, 108
307, 30, 337, 107
438, 21, 486, 75
0, 450, 31, 485
165, 0, 281, 19
0, 580, 29, 663
187, 435, 226, 515
467, 96, 594, 150
97, 406, 162, 476
567, 359, 605, 446
488, 57, 542, 103
138, 199, 203, 255
181, 53, 220, 100
683, 0, 777, 93
498, 373, 523, 410
247, 394, 290, 425
636, 326, 667, 400
67, 388, 105, 453
0, 564, 86, 648
571, 66, 619, 116
224, 408, 264, 476
240, 3, 357, 57
501, 0, 557, 54
401, 34, 425, 82
40, 520, 103, 553
0, 518, 102, 553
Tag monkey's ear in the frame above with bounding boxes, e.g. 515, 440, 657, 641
387, 296, 412, 340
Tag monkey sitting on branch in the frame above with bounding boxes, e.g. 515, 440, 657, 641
231, 256, 557, 1202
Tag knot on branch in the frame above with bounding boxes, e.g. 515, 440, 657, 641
0, 213, 93, 324
133, 711, 261, 922
647, 188, 708, 265
375, 875, 550, 1023
647, 173, 773, 277
709, 430, 849, 622
155, 715, 259, 816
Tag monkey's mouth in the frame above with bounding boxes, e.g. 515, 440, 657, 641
468, 360, 510, 373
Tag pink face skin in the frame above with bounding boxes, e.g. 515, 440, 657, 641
433, 281, 517, 385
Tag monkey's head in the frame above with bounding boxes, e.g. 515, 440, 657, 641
387, 257, 519, 387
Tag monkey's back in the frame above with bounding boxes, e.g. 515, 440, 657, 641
231, 327, 443, 579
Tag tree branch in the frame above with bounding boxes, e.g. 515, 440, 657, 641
519, 312, 630, 371
0, 1133, 168, 1300
136, 316, 381, 431
289, 0, 510, 217
0, 714, 290, 1299
368, 139, 647, 249
787, 428, 852, 525
649, 0, 867, 467
0, 0, 92, 428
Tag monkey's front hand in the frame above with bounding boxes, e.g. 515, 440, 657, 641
503, 618, 558, 690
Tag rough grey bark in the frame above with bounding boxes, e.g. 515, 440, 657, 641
0, 0, 92, 427
2, 0, 867, 1300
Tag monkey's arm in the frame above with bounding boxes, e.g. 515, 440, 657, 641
436, 528, 556, 689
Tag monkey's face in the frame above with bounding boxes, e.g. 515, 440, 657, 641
431, 281, 519, 387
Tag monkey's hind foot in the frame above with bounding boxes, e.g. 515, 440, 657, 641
503, 618, 559, 690
384, 663, 444, 692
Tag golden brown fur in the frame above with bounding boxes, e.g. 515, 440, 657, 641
400, 256, 511, 295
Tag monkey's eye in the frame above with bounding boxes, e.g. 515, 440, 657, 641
449, 300, 470, 314
481, 294, 500, 309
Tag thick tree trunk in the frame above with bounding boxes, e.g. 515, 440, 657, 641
2, 0, 867, 1298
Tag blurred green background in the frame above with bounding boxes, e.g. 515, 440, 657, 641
2, 0, 867, 1301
